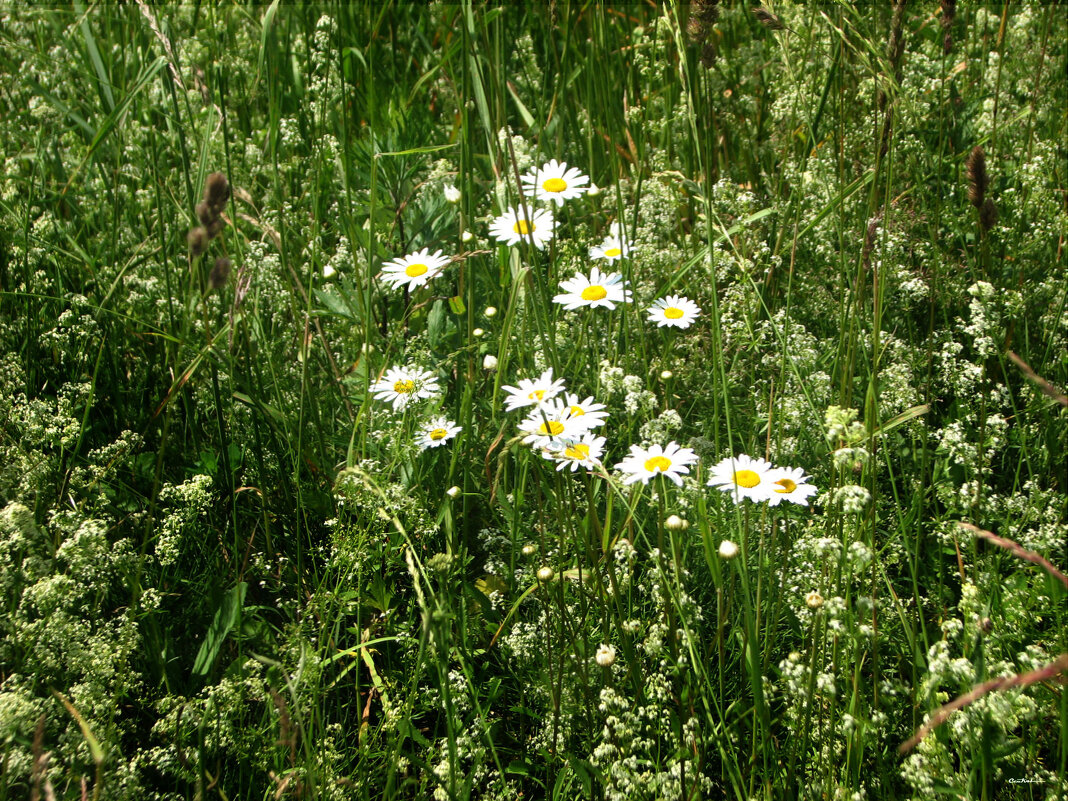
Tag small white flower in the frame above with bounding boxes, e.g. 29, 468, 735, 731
443, 184, 461, 203
482, 354, 499, 371
501, 367, 566, 412
542, 433, 606, 472
553, 267, 632, 311
764, 466, 818, 507
370, 366, 440, 412
595, 643, 616, 667
646, 295, 701, 329
520, 159, 589, 205
489, 206, 556, 248
589, 224, 631, 262
380, 248, 450, 291
718, 540, 739, 560
615, 441, 699, 487
707, 454, 775, 503
416, 416, 462, 449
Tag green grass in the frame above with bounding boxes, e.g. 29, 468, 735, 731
0, 2, 1065, 800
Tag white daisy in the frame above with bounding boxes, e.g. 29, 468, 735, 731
520, 159, 589, 206
501, 368, 566, 412
589, 224, 632, 262
707, 454, 775, 503
647, 295, 701, 329
560, 394, 609, 430
370, 366, 440, 412
764, 466, 818, 507
489, 206, 556, 249
542, 433, 607, 472
380, 248, 450, 291
553, 267, 632, 311
416, 416, 462, 449
614, 441, 699, 487
519, 406, 587, 450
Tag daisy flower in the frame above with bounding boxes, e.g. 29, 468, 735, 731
647, 295, 701, 329
553, 267, 632, 311
542, 433, 607, 472
764, 466, 818, 507
380, 248, 450, 291
501, 368, 566, 412
519, 406, 587, 450
370, 366, 440, 412
520, 159, 589, 206
615, 442, 699, 487
707, 454, 775, 503
416, 417, 462, 449
560, 394, 609, 430
589, 224, 632, 262
489, 206, 556, 249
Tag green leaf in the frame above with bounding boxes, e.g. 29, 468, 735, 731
192, 582, 247, 678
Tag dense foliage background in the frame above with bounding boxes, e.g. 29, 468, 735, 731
0, 2, 1065, 799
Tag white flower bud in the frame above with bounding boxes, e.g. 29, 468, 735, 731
521, 543, 537, 556
595, 643, 616, 667
446, 486, 461, 498
473, 327, 485, 338
461, 230, 474, 243
444, 184, 461, 203
482, 353, 498, 371
484, 306, 497, 318
805, 591, 824, 609
588, 183, 601, 197
536, 566, 554, 582
660, 370, 673, 380
718, 540, 739, 560
664, 514, 688, 531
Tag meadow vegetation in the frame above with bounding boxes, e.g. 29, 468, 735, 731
0, 2, 1066, 799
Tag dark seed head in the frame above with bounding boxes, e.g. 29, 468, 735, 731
753, 7, 785, 31
966, 147, 988, 208
196, 201, 215, 226
187, 227, 209, 257
979, 198, 998, 231
209, 256, 232, 289
205, 217, 226, 240
204, 171, 230, 213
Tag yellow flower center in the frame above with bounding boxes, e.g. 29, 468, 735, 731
513, 219, 533, 235
564, 443, 590, 460
570, 406, 585, 416
394, 379, 416, 394
405, 263, 428, 278
733, 469, 760, 488
540, 421, 566, 436
430, 428, 448, 441
542, 177, 567, 193
605, 247, 622, 258
774, 478, 797, 494
527, 389, 546, 401
645, 456, 671, 473
581, 285, 608, 302
664, 307, 684, 319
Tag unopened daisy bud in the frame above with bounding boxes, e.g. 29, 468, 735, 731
536, 566, 554, 582
446, 486, 461, 498
473, 328, 485, 338
443, 184, 461, 203
484, 306, 498, 318
664, 514, 688, 531
461, 230, 474, 243
482, 353, 498, 371
587, 183, 601, 197
660, 370, 673, 380
594, 643, 616, 667
718, 540, 739, 560
521, 543, 537, 556
323, 263, 336, 279
805, 591, 824, 610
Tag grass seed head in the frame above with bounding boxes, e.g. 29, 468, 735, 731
204, 171, 230, 213
209, 257, 231, 289
966, 146, 988, 208
187, 226, 209, 257
979, 198, 998, 231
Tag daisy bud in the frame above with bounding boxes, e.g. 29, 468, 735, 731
660, 370, 673, 380
805, 591, 824, 610
443, 184, 461, 203
323, 263, 336, 279
521, 543, 537, 556
664, 514, 688, 531
461, 230, 474, 243
587, 183, 601, 197
536, 566, 554, 582
484, 306, 498, 318
473, 328, 485, 338
718, 540, 739, 560
446, 486, 461, 498
482, 354, 498, 371
594, 643, 616, 667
